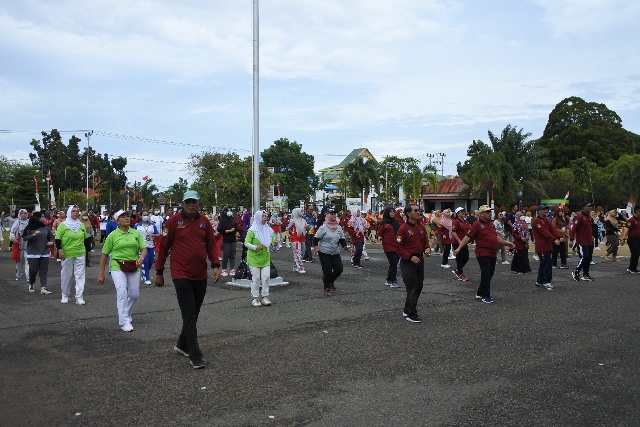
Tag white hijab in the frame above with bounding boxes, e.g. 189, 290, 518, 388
291, 208, 306, 236
249, 210, 274, 247
63, 205, 81, 233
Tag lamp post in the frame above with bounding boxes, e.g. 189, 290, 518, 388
84, 130, 93, 211
516, 190, 523, 211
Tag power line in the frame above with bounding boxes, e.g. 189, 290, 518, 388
93, 131, 251, 153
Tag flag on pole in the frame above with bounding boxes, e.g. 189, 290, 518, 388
50, 185, 56, 203
561, 191, 570, 207
626, 197, 633, 215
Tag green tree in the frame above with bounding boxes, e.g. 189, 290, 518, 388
163, 178, 189, 206
136, 178, 159, 208
261, 138, 315, 204
343, 156, 379, 205
607, 154, 640, 207
536, 96, 640, 169
378, 156, 422, 205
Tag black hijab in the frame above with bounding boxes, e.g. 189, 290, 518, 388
23, 211, 43, 232
380, 206, 400, 232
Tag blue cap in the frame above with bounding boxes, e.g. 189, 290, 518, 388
183, 189, 200, 202
536, 204, 549, 211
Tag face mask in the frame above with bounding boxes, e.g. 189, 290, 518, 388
82, 216, 88, 220
226, 211, 233, 217
142, 216, 149, 222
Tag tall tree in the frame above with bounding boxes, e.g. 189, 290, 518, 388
261, 138, 315, 204
163, 178, 189, 206
536, 96, 640, 169
343, 156, 379, 205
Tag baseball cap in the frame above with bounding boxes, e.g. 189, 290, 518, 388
536, 204, 549, 211
454, 207, 465, 214
478, 205, 492, 213
114, 209, 131, 220
183, 189, 200, 202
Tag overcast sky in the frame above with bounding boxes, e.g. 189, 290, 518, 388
1, 0, 639, 191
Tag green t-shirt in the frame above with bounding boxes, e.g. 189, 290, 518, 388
56, 222, 87, 258
102, 227, 146, 272
244, 230, 274, 268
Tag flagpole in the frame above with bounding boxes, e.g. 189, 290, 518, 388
252, 0, 260, 214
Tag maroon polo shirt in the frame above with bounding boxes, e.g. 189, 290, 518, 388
532, 216, 562, 253
156, 210, 220, 280
627, 216, 640, 238
466, 218, 498, 258
396, 220, 429, 261
569, 211, 594, 246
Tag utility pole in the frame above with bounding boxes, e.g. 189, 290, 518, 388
84, 130, 93, 211
252, 0, 260, 214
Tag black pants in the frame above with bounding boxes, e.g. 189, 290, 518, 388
536, 251, 553, 284
385, 251, 399, 283
441, 244, 451, 265
400, 257, 424, 317
304, 234, 314, 261
318, 252, 343, 289
452, 244, 469, 274
352, 242, 363, 266
552, 241, 567, 267
221, 242, 236, 270
27, 257, 49, 287
628, 237, 640, 271
511, 248, 531, 273
174, 278, 208, 362
476, 256, 496, 298
575, 245, 593, 276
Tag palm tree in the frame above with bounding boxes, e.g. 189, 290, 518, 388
343, 157, 379, 206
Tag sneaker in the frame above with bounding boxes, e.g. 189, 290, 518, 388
448, 254, 456, 260
590, 261, 595, 265
297, 270, 306, 274
480, 296, 493, 304
230, 269, 236, 276
221, 269, 228, 277
627, 268, 638, 274
542, 283, 554, 290
57, 258, 62, 262
405, 314, 422, 323
28, 284, 35, 293
581, 275, 595, 281
440, 264, 450, 268
324, 289, 332, 297
384, 280, 392, 286
363, 256, 370, 260
173, 346, 189, 357
40, 287, 52, 295
501, 260, 510, 265
559, 265, 568, 269
389, 281, 401, 288
76, 297, 86, 305
533, 254, 540, 261
144, 280, 152, 285
552, 265, 559, 269
251, 298, 262, 307
459, 274, 470, 282
61, 295, 69, 304
190, 359, 206, 369
452, 270, 462, 280
535, 282, 543, 288
475, 294, 483, 299
402, 311, 408, 318
121, 324, 134, 332
352, 263, 363, 268
571, 271, 580, 281
594, 247, 601, 251
15, 275, 21, 281
261, 297, 272, 306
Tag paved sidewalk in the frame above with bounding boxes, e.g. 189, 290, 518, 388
0, 244, 638, 426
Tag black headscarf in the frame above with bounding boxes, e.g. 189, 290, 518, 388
23, 211, 43, 232
380, 206, 400, 233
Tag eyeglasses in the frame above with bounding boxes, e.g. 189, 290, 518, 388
412, 208, 420, 212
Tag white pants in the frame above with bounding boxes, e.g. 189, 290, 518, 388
60, 256, 85, 299
250, 265, 271, 298
110, 270, 140, 327
16, 249, 30, 278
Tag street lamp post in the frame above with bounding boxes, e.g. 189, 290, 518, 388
84, 130, 93, 211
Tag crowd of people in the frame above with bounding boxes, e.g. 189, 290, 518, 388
3, 193, 638, 368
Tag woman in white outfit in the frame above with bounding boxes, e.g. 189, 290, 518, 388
97, 210, 146, 332
244, 210, 275, 307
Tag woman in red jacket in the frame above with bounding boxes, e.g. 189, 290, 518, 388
377, 207, 401, 288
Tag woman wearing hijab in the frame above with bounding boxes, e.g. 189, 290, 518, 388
55, 205, 87, 305
510, 211, 532, 274
603, 209, 621, 262
287, 207, 308, 273
10, 209, 30, 281
313, 208, 349, 297
98, 210, 146, 332
22, 211, 55, 294
347, 209, 367, 268
217, 206, 238, 277
244, 210, 276, 307
439, 209, 454, 268
377, 206, 401, 288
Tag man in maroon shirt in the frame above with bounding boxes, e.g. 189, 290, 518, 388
623, 206, 640, 274
396, 204, 431, 323
156, 190, 220, 369
532, 205, 564, 290
454, 205, 514, 304
569, 202, 595, 281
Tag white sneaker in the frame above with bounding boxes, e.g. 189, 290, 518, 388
28, 284, 35, 293
501, 261, 510, 265
533, 254, 540, 261
440, 264, 450, 268
261, 297, 272, 306
144, 280, 152, 285
76, 297, 86, 305
448, 255, 456, 260
40, 287, 52, 295
221, 269, 228, 277
121, 324, 134, 332
61, 295, 69, 304
251, 298, 262, 307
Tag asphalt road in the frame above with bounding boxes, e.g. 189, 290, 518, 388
0, 242, 638, 426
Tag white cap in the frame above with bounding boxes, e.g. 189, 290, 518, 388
454, 207, 465, 214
